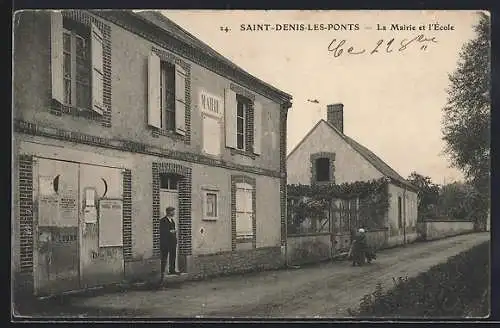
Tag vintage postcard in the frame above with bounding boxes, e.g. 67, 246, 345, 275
12, 9, 491, 320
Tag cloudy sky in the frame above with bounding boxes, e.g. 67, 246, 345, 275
158, 10, 483, 184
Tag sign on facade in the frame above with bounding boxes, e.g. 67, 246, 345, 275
199, 91, 223, 117
98, 199, 123, 247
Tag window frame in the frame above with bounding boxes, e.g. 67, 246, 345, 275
62, 24, 91, 110
315, 157, 331, 182
235, 97, 248, 151
201, 185, 220, 221
235, 182, 254, 241
160, 60, 176, 132
159, 173, 180, 191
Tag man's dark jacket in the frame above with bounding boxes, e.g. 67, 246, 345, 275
160, 216, 177, 251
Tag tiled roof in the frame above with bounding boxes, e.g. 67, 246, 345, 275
289, 119, 418, 192
133, 11, 292, 100
323, 120, 418, 191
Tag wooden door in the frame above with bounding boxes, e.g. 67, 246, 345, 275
78, 164, 124, 288
33, 158, 80, 296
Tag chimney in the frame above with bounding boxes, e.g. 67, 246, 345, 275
327, 103, 344, 133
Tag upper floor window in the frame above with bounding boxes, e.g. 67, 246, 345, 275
147, 51, 187, 137
315, 158, 331, 182
224, 87, 262, 156
63, 20, 91, 109
51, 12, 104, 116
310, 152, 336, 184
236, 95, 250, 150
160, 61, 176, 132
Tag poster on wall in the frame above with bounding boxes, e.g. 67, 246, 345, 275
38, 176, 59, 226
98, 199, 123, 247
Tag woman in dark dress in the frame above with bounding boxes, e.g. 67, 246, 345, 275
351, 228, 368, 266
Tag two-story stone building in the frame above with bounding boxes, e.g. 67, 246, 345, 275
12, 10, 292, 296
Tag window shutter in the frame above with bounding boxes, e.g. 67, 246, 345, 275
253, 101, 262, 155
224, 88, 237, 148
147, 52, 161, 128
175, 64, 187, 135
91, 24, 104, 115
50, 11, 64, 104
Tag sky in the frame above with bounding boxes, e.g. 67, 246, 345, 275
158, 10, 484, 184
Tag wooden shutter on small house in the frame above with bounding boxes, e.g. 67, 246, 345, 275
224, 88, 237, 148
91, 23, 104, 114
50, 11, 64, 104
174, 64, 187, 135
253, 101, 262, 155
147, 52, 161, 129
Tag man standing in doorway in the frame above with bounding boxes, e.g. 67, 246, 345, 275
160, 206, 180, 284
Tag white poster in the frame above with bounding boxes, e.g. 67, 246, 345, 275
98, 199, 123, 247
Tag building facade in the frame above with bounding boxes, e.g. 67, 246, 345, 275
12, 10, 292, 296
287, 104, 419, 247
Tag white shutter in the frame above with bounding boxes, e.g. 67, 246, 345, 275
50, 11, 64, 104
147, 52, 161, 128
91, 24, 104, 115
224, 88, 237, 148
253, 101, 262, 155
175, 64, 187, 135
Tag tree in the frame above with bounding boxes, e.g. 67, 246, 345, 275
438, 182, 480, 220
407, 172, 440, 221
442, 12, 490, 229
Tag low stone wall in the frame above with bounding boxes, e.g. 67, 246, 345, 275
420, 220, 474, 241
287, 234, 332, 265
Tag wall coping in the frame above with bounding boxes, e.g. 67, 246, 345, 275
288, 232, 332, 238
423, 219, 474, 223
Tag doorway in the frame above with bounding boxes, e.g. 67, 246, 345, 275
32, 157, 125, 296
159, 173, 180, 273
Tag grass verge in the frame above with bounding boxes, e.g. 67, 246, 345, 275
348, 240, 490, 318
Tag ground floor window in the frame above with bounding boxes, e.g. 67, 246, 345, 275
235, 182, 254, 242
201, 185, 220, 221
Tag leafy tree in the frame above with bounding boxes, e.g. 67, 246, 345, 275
441, 12, 490, 229
407, 172, 440, 221
438, 182, 481, 220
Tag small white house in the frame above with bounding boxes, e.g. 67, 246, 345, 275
287, 104, 420, 246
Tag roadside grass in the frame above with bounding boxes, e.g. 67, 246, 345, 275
347, 240, 490, 318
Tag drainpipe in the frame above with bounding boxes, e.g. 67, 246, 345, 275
403, 188, 407, 245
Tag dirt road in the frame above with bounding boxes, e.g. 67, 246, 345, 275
28, 233, 490, 318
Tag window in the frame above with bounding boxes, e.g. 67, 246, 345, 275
50, 12, 104, 115
201, 186, 219, 221
224, 87, 262, 155
63, 21, 91, 109
316, 158, 331, 182
160, 61, 176, 132
236, 96, 248, 150
235, 182, 254, 241
398, 196, 402, 228
147, 51, 187, 136
160, 173, 180, 190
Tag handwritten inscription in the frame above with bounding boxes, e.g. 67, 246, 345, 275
327, 34, 438, 58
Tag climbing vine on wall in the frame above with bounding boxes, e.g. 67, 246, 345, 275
287, 178, 391, 233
